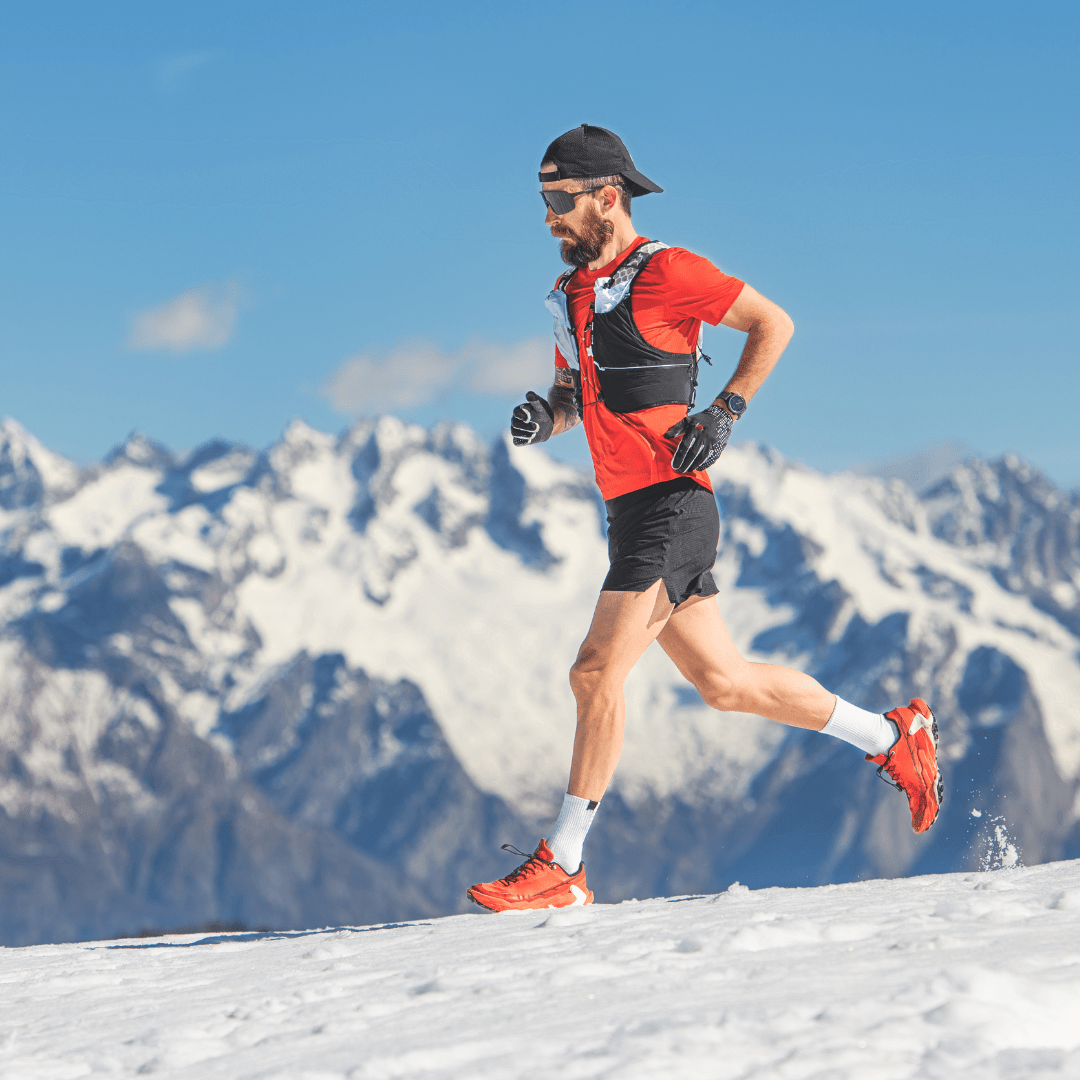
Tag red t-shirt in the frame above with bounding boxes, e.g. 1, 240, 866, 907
555, 237, 745, 500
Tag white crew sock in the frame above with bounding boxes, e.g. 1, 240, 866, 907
821, 696, 899, 757
547, 793, 598, 873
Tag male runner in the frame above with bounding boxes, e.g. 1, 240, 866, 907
467, 124, 942, 912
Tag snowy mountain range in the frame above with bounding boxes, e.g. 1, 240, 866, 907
1, 416, 1078, 946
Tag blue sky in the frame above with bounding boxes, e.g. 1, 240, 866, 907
2, 1, 1078, 485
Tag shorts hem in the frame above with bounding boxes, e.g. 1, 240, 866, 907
601, 573, 719, 607
599, 575, 664, 595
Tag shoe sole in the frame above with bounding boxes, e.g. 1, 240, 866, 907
467, 890, 498, 912
465, 884, 593, 913
924, 704, 941, 812
910, 700, 944, 832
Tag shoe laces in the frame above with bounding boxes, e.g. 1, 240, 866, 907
874, 756, 906, 793
496, 844, 553, 885
875, 737, 919, 795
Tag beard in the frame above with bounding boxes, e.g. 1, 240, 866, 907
552, 201, 614, 268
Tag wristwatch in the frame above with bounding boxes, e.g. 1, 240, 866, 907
717, 391, 747, 419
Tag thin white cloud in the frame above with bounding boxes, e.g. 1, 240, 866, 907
322, 337, 553, 413
156, 51, 216, 92
128, 283, 240, 354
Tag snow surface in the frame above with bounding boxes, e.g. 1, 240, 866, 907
2, 860, 1079, 1079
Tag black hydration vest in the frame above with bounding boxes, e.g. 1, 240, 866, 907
554, 241, 709, 415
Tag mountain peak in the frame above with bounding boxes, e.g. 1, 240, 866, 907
104, 431, 174, 471
919, 451, 1080, 634
281, 418, 334, 449
0, 416, 80, 508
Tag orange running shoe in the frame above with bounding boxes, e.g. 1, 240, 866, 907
467, 840, 594, 912
867, 697, 943, 833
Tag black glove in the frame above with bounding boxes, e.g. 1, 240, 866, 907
511, 391, 555, 446
664, 404, 732, 472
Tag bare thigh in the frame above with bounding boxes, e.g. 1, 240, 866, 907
657, 595, 833, 729
573, 579, 674, 680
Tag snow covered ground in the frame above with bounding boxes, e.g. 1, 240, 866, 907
3, 859, 1079, 1080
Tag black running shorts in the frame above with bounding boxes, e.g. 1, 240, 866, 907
602, 476, 720, 606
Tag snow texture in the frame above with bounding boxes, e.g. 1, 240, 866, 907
2, 859, 1079, 1079
1, 415, 1080, 944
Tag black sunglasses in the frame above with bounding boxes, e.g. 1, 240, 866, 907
540, 185, 613, 215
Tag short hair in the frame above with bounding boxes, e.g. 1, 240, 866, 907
588, 174, 632, 217
542, 163, 632, 217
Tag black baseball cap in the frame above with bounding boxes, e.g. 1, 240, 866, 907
539, 124, 663, 198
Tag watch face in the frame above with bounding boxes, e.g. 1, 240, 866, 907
727, 393, 746, 414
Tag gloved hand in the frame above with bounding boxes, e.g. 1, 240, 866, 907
511, 391, 555, 446
664, 404, 733, 472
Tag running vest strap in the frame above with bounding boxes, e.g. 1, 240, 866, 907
547, 242, 710, 415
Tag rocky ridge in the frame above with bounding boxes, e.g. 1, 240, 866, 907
0, 416, 1077, 944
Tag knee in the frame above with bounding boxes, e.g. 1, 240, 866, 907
569, 645, 609, 698
569, 659, 598, 699
696, 670, 751, 713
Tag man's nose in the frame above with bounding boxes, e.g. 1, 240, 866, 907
545, 205, 558, 225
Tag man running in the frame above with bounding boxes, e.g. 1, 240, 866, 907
467, 124, 942, 913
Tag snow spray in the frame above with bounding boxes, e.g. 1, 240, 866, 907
972, 810, 1022, 870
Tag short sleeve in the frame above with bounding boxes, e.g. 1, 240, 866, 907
657, 248, 745, 326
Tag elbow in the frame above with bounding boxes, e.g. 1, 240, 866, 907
753, 308, 794, 348
753, 301, 794, 346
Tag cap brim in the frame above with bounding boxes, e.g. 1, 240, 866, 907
622, 167, 663, 197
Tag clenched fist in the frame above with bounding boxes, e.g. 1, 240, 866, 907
511, 391, 555, 446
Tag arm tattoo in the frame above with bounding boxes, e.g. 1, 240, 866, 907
549, 369, 582, 430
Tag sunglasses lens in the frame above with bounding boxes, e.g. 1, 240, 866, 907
542, 190, 576, 215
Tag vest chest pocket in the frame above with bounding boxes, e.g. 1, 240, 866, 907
546, 240, 704, 415
591, 290, 697, 414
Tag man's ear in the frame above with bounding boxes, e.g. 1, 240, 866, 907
600, 185, 621, 214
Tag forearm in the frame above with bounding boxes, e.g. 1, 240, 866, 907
548, 370, 582, 435
714, 312, 793, 411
